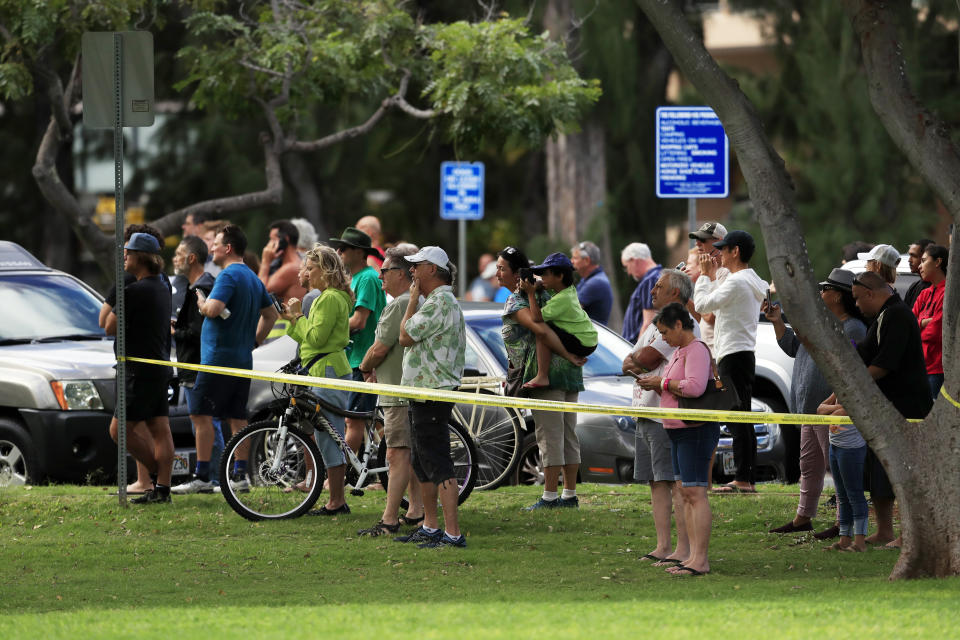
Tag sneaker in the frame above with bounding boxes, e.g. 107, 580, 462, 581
393, 526, 442, 544
170, 476, 215, 494
524, 497, 561, 511
229, 478, 250, 493
558, 495, 579, 508
131, 488, 171, 504
418, 532, 467, 549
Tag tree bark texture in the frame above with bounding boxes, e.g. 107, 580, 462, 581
544, 0, 622, 329
637, 0, 959, 579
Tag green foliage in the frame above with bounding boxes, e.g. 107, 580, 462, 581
421, 17, 601, 149
725, 0, 957, 276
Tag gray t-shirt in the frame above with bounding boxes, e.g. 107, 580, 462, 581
374, 292, 409, 407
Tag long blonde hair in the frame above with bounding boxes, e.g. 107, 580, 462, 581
306, 243, 355, 304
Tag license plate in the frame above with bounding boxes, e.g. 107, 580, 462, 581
172, 452, 191, 476
722, 451, 736, 476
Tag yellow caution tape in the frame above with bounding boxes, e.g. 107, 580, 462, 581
941, 386, 960, 410
124, 356, 866, 425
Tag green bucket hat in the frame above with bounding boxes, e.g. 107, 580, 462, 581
328, 227, 379, 256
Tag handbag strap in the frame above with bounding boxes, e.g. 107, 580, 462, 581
692, 340, 723, 389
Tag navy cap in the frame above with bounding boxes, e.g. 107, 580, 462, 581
124, 232, 161, 254
530, 252, 574, 273
712, 230, 755, 262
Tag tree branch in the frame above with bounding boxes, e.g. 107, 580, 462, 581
150, 135, 284, 236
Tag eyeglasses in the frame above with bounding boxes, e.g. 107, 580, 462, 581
818, 284, 838, 293
504, 246, 517, 255
380, 267, 403, 274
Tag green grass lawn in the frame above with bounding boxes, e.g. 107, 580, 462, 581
1, 483, 958, 638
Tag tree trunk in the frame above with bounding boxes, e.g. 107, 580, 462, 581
637, 0, 960, 579
282, 152, 327, 241
544, 0, 621, 329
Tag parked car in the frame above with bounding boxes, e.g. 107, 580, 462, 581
249, 301, 796, 486
0, 241, 195, 486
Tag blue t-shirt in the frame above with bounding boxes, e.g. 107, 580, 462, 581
622, 264, 661, 344
575, 266, 613, 325
202, 263, 272, 369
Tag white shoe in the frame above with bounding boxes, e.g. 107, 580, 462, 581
230, 478, 250, 493
170, 477, 216, 494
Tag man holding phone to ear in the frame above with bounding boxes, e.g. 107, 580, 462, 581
258, 220, 307, 302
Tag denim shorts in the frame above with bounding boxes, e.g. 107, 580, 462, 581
312, 367, 351, 468
667, 423, 720, 487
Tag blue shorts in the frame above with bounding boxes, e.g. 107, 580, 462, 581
312, 367, 351, 468
187, 371, 250, 420
347, 368, 377, 414
667, 423, 720, 487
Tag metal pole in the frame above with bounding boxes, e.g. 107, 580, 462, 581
687, 198, 697, 248
114, 33, 127, 506
458, 218, 466, 298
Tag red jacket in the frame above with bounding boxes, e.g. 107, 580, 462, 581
912, 279, 945, 375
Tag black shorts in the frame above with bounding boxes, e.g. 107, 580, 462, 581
186, 371, 250, 420
118, 365, 171, 422
347, 368, 378, 414
410, 400, 455, 484
864, 447, 895, 500
548, 322, 597, 358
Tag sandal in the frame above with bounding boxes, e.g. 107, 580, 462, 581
357, 520, 401, 537
399, 513, 424, 526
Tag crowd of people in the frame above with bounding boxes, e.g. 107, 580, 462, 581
101, 211, 949, 564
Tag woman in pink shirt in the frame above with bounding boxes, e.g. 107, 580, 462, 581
913, 244, 947, 400
638, 302, 719, 576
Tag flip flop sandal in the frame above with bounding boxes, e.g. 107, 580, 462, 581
639, 554, 665, 562
653, 558, 683, 567
672, 565, 709, 576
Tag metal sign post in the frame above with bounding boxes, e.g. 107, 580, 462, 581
655, 106, 730, 238
439, 162, 485, 298
82, 31, 154, 506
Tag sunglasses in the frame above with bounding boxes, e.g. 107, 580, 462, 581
380, 266, 404, 274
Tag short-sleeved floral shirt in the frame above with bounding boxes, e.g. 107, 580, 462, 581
401, 286, 465, 390
501, 291, 584, 393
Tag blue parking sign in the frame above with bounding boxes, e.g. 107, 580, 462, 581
440, 162, 484, 220
656, 107, 729, 198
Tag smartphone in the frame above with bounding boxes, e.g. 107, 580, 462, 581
626, 370, 642, 380
675, 261, 686, 270
196, 289, 207, 303
271, 294, 284, 314
277, 237, 288, 253
764, 288, 771, 307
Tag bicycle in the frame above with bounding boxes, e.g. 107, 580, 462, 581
219, 362, 478, 521
453, 375, 525, 491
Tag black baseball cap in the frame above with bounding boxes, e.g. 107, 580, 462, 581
713, 230, 755, 262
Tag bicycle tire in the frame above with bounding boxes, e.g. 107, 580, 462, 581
452, 400, 523, 491
220, 419, 326, 521
377, 420, 477, 506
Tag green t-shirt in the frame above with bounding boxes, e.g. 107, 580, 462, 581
347, 266, 386, 368
540, 286, 598, 347
373, 292, 409, 406
286, 288, 352, 378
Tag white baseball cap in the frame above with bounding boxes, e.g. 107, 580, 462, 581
857, 244, 900, 268
405, 246, 450, 269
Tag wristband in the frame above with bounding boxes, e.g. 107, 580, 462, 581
661, 378, 670, 393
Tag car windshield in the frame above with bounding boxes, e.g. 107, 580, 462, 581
466, 314, 632, 378
0, 274, 105, 342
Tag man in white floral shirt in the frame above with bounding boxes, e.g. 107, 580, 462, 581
394, 246, 467, 549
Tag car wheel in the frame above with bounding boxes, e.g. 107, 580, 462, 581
512, 433, 544, 486
0, 418, 40, 487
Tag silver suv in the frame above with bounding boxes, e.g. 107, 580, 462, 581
0, 242, 193, 486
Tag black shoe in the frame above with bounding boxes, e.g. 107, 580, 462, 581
131, 488, 171, 504
308, 503, 350, 516
813, 525, 840, 540
769, 520, 813, 534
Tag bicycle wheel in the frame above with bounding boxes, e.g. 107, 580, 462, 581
377, 420, 477, 506
452, 400, 523, 490
220, 419, 326, 521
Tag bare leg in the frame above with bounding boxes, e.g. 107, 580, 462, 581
669, 486, 711, 574
658, 482, 690, 566
422, 481, 440, 531
344, 417, 364, 454
562, 463, 578, 491
544, 465, 562, 493
437, 478, 460, 537
383, 447, 413, 524
646, 481, 674, 560
228, 418, 248, 464
109, 417, 157, 475
405, 474, 424, 519
526, 336, 554, 387
144, 416, 174, 486
129, 461, 153, 493
189, 414, 216, 462
324, 464, 346, 509
867, 498, 896, 544
525, 324, 587, 387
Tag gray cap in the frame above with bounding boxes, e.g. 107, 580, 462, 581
819, 268, 855, 292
